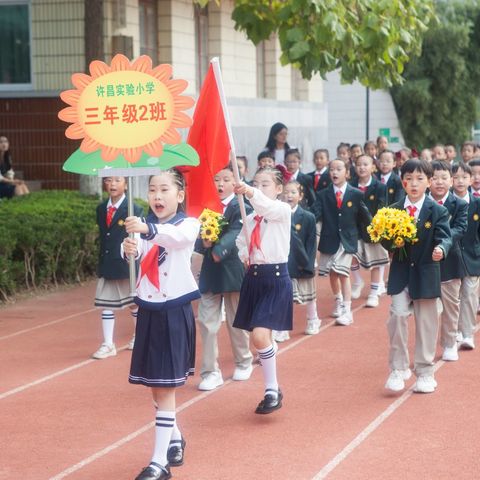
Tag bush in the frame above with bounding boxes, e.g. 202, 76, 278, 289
0, 191, 147, 302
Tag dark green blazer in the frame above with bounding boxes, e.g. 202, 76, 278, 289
376, 171, 404, 206
383, 196, 452, 299
96, 198, 143, 280
459, 194, 480, 277
288, 206, 317, 278
313, 184, 372, 255
307, 169, 331, 200
196, 198, 252, 294
438, 193, 467, 282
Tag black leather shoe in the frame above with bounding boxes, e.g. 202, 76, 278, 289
255, 389, 283, 414
135, 463, 171, 480
167, 437, 186, 467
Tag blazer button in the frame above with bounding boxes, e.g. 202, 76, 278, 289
164, 272, 168, 276
253, 272, 258, 276
411, 262, 414, 267
105, 250, 109, 253
275, 272, 280, 276
163, 293, 167, 298
148, 295, 152, 299
339, 228, 342, 232
275, 265, 279, 269
338, 213, 342, 216
106, 232, 110, 236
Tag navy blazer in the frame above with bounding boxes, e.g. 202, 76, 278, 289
196, 197, 252, 294
307, 169, 331, 201
438, 193, 468, 282
288, 206, 317, 278
97, 198, 143, 280
376, 171, 404, 206
383, 196, 452, 299
459, 194, 480, 277
313, 184, 372, 255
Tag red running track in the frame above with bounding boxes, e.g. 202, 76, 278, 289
1, 275, 480, 480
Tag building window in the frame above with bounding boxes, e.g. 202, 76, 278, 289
194, 4, 208, 90
139, 0, 158, 61
256, 42, 266, 98
0, 1, 31, 86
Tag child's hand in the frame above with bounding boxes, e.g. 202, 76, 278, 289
432, 246, 444, 261
123, 237, 138, 257
203, 239, 213, 248
234, 182, 253, 198
125, 216, 149, 234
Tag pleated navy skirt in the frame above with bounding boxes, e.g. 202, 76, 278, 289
233, 263, 293, 332
129, 303, 196, 388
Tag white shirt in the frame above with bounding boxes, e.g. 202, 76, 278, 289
236, 188, 291, 264
274, 149, 286, 166
403, 194, 426, 221
221, 193, 235, 214
292, 169, 300, 180
454, 191, 470, 204
107, 194, 125, 210
333, 182, 348, 200
381, 172, 392, 184
429, 192, 449, 205
315, 167, 327, 175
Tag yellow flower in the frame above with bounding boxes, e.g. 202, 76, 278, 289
394, 237, 405, 248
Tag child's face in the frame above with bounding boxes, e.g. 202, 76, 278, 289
433, 146, 446, 161
402, 169, 430, 203
337, 147, 350, 162
355, 156, 373, 181
430, 169, 452, 200
258, 156, 275, 169
462, 145, 475, 162
285, 154, 300, 174
236, 158, 247, 178
446, 146, 456, 161
329, 160, 348, 186
378, 153, 394, 175
471, 166, 480, 190
282, 183, 301, 209
314, 152, 328, 170
104, 177, 127, 202
351, 146, 363, 159
452, 168, 471, 196
0, 136, 9, 152
253, 172, 283, 200
396, 155, 406, 169
148, 173, 184, 222
214, 168, 235, 200
377, 137, 388, 152
365, 144, 377, 157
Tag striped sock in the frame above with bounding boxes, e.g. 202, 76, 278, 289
370, 283, 380, 295
151, 410, 175, 469
101, 310, 115, 346
257, 345, 279, 398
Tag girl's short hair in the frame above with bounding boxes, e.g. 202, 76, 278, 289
431, 160, 452, 174
452, 162, 472, 175
400, 158, 433, 179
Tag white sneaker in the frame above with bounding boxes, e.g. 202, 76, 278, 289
366, 293, 379, 308
92, 343, 117, 359
442, 344, 459, 361
198, 371, 224, 391
351, 281, 364, 300
128, 335, 135, 350
273, 330, 290, 342
460, 336, 475, 350
377, 282, 387, 296
385, 369, 412, 391
413, 375, 437, 393
336, 309, 353, 326
456, 331, 464, 343
232, 364, 253, 381
305, 317, 321, 335
331, 298, 344, 318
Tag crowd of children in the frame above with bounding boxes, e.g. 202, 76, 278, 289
93, 133, 480, 479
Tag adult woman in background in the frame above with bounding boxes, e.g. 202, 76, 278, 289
0, 136, 29, 199
263, 123, 292, 167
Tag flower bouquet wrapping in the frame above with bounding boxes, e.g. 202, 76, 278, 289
367, 207, 418, 260
198, 208, 228, 243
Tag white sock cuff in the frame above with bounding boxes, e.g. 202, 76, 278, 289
102, 310, 114, 318
155, 410, 175, 428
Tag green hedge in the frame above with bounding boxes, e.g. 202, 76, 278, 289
0, 191, 147, 302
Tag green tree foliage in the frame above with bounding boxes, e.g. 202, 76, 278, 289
194, 0, 436, 89
391, 1, 480, 148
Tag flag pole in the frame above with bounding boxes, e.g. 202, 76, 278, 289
210, 58, 249, 238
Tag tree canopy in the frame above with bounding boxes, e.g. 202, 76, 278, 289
194, 0, 436, 89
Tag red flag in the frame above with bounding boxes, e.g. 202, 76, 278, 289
183, 64, 231, 216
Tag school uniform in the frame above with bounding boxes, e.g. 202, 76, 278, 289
233, 188, 293, 332
94, 195, 143, 309
456, 192, 480, 340
432, 193, 468, 349
384, 195, 452, 376
291, 169, 316, 209
313, 183, 372, 276
307, 167, 331, 201
196, 195, 253, 377
288, 205, 317, 303
350, 176, 389, 269
376, 171, 404, 206
127, 212, 201, 388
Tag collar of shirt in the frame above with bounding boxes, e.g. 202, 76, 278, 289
404, 194, 426, 219
358, 176, 372, 189
472, 188, 480, 197
107, 194, 125, 210
221, 193, 235, 211
291, 204, 299, 214
381, 172, 392, 183
454, 191, 470, 204
429, 192, 449, 205
333, 183, 348, 196
316, 167, 327, 175
292, 169, 300, 180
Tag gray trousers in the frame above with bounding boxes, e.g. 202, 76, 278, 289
458, 276, 479, 338
440, 279, 461, 348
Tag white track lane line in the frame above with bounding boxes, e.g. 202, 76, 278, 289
311, 324, 480, 479
47, 304, 367, 479
0, 308, 97, 341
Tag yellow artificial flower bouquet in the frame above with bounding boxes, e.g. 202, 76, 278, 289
367, 207, 418, 259
198, 208, 228, 243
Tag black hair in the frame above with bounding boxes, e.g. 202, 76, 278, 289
257, 151, 275, 162
336, 142, 350, 153
452, 162, 472, 175
329, 157, 349, 170
431, 160, 452, 174
351, 143, 363, 152
355, 154, 374, 165
255, 165, 291, 186
0, 135, 12, 175
469, 159, 480, 168
285, 179, 304, 196
364, 140, 377, 151
285, 148, 301, 160
400, 158, 433, 179
313, 148, 329, 160
379, 149, 395, 160
265, 122, 290, 152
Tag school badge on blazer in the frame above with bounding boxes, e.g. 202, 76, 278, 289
424, 221, 432, 229
474, 214, 479, 221
389, 188, 394, 194
295, 224, 302, 231
369, 195, 375, 200
118, 219, 125, 226
347, 201, 352, 207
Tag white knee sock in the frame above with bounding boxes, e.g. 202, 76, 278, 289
170, 419, 182, 446
351, 264, 362, 284
101, 310, 115, 345
344, 301, 352, 313
379, 265, 386, 284
257, 344, 279, 397
306, 299, 318, 320
151, 410, 175, 468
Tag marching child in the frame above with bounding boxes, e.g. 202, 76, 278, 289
445, 144, 457, 164
469, 159, 480, 198
196, 165, 253, 391
233, 166, 293, 414
429, 161, 467, 362
123, 170, 200, 480
376, 150, 404, 205
384, 159, 451, 394
312, 158, 371, 326
284, 149, 316, 209
92, 176, 143, 359
461, 141, 476, 163
350, 154, 389, 307
452, 163, 480, 350
308, 148, 331, 200
257, 151, 275, 169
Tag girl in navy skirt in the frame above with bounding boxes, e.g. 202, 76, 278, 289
233, 165, 293, 414
123, 169, 200, 480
